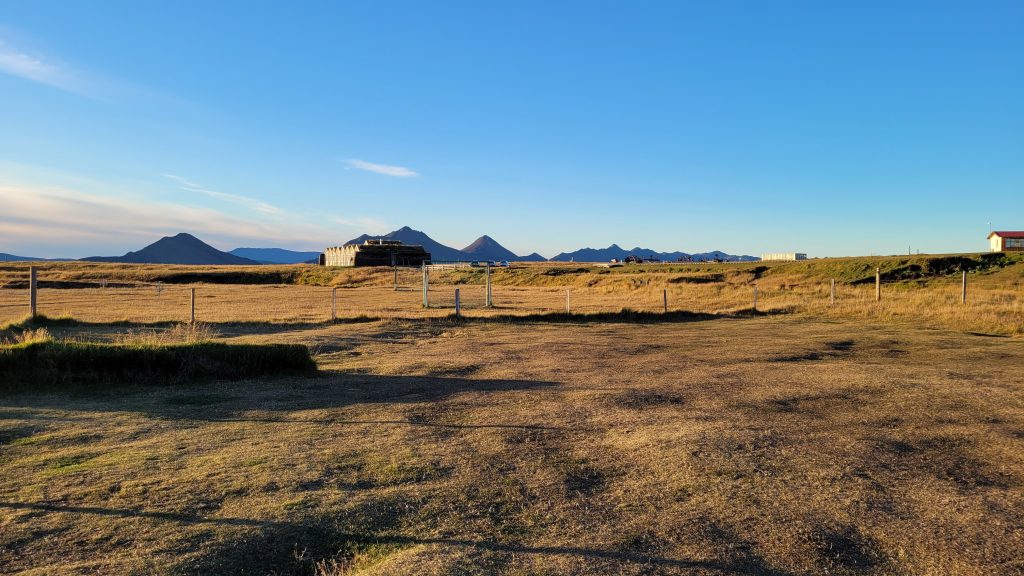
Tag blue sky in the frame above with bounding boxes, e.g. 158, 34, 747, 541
1, 1, 1021, 258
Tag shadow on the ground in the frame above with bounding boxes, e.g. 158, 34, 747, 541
4, 314, 377, 333
7, 306, 794, 334
0, 501, 796, 575
0, 371, 561, 427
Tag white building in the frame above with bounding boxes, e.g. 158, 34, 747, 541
988, 231, 1024, 253
761, 253, 807, 262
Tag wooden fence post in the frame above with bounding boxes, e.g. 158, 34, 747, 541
830, 278, 835, 305
331, 287, 338, 321
875, 268, 881, 302
663, 289, 668, 313
190, 288, 196, 324
485, 263, 493, 307
753, 285, 758, 312
961, 271, 967, 305
455, 288, 461, 318
566, 288, 570, 314
29, 266, 37, 319
422, 264, 429, 308
393, 267, 398, 291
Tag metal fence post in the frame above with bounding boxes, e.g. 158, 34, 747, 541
663, 289, 668, 313
753, 285, 758, 311
566, 288, 570, 313
331, 287, 338, 321
29, 266, 37, 319
190, 288, 196, 324
394, 267, 398, 291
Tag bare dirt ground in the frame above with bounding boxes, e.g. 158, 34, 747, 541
2, 315, 1023, 575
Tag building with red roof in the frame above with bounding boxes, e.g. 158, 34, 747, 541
988, 231, 1024, 252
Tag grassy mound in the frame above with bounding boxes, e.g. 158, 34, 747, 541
0, 341, 316, 388
1, 314, 80, 332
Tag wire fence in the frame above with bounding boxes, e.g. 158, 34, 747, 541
1, 269, 1021, 334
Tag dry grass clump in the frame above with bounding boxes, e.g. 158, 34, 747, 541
0, 326, 52, 346
111, 322, 216, 345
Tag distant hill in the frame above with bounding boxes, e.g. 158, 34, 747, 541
517, 252, 548, 262
550, 244, 757, 262
229, 247, 321, 264
0, 253, 46, 262
83, 233, 260, 265
690, 250, 759, 262
0, 254, 74, 262
462, 235, 521, 261
461, 235, 549, 262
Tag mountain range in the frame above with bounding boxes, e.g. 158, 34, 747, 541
1, 253, 47, 262
6, 227, 758, 265
344, 226, 546, 262
550, 244, 758, 262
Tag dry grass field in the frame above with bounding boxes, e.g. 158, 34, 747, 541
1, 253, 1022, 335
1, 256, 1022, 575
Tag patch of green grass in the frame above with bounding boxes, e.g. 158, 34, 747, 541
0, 426, 37, 446
48, 452, 100, 472
282, 496, 318, 510
359, 454, 449, 487
8, 432, 50, 446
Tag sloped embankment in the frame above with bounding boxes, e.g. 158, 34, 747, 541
0, 341, 316, 388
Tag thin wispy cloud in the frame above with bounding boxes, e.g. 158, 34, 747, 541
0, 33, 178, 104
0, 163, 392, 257
0, 183, 296, 248
162, 174, 282, 215
0, 37, 97, 97
344, 159, 419, 178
